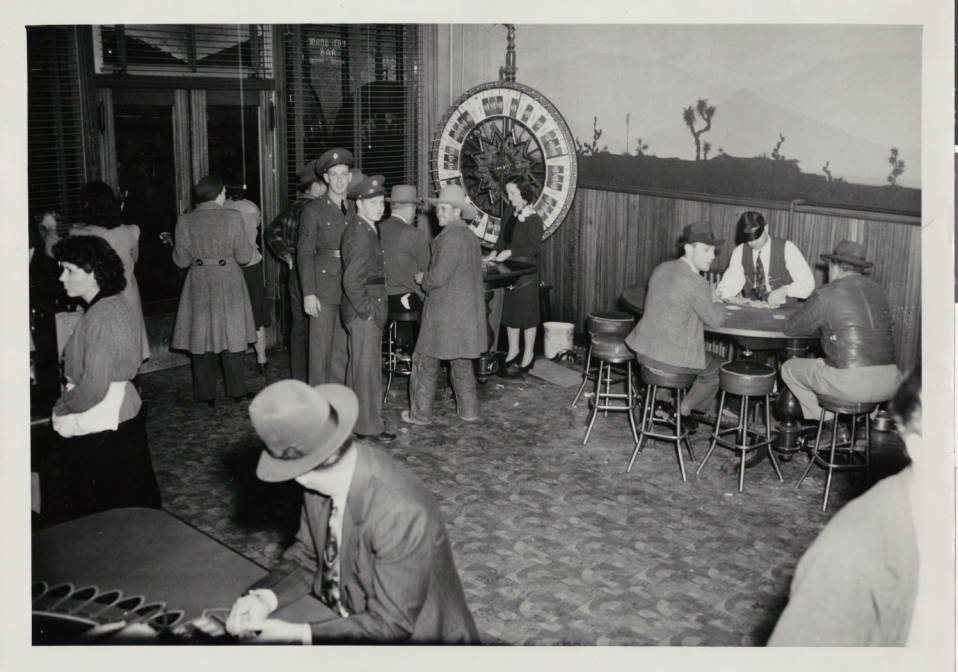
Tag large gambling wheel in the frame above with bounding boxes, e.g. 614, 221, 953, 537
433, 81, 578, 245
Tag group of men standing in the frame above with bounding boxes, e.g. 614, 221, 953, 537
264, 147, 488, 443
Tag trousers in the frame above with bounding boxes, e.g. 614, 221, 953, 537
409, 352, 479, 422
307, 305, 349, 386
287, 269, 308, 382
192, 350, 246, 400
781, 358, 902, 419
345, 317, 385, 435
641, 351, 723, 414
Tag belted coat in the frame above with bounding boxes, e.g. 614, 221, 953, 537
415, 220, 487, 360
171, 201, 256, 354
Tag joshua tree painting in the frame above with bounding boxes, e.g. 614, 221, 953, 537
682, 98, 716, 160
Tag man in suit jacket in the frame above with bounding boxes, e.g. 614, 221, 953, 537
380, 184, 430, 352
401, 185, 486, 426
626, 221, 728, 423
226, 381, 479, 644
297, 148, 355, 386
340, 174, 394, 444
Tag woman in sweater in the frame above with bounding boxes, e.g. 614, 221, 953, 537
45, 235, 161, 522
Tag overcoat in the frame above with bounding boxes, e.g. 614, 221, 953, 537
250, 443, 480, 643
415, 221, 487, 359
171, 202, 256, 354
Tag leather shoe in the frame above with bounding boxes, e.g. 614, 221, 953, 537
400, 410, 432, 426
354, 431, 397, 444
231, 392, 255, 403
257, 361, 268, 374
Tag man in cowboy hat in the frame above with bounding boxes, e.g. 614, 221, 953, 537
297, 148, 355, 386
380, 184, 431, 353
781, 239, 900, 420
401, 184, 486, 426
715, 211, 815, 307
340, 174, 395, 444
225, 381, 479, 644
263, 160, 327, 381
626, 222, 729, 425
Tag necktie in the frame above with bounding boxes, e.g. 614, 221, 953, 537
340, 200, 347, 216
321, 504, 349, 617
754, 253, 768, 300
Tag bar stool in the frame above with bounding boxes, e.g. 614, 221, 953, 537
627, 367, 696, 482
571, 310, 635, 408
696, 361, 784, 492
582, 334, 639, 445
795, 394, 876, 512
382, 308, 420, 403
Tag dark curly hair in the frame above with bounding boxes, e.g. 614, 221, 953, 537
52, 235, 127, 298
503, 176, 538, 207
81, 180, 122, 230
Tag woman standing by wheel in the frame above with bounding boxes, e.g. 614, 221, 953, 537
488, 176, 543, 377
44, 236, 161, 523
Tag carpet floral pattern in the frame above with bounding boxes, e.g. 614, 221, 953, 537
140, 352, 906, 646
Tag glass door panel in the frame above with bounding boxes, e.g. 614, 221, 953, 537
207, 104, 261, 206
113, 102, 183, 305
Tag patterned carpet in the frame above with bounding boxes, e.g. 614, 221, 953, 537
137, 350, 908, 646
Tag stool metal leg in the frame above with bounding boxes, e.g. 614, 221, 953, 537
383, 321, 395, 403
582, 360, 604, 445
571, 345, 593, 408
795, 410, 827, 489
674, 389, 688, 482
737, 394, 748, 493
625, 361, 639, 444
695, 390, 726, 476
864, 414, 872, 483
822, 411, 839, 512
626, 383, 653, 473
765, 395, 784, 481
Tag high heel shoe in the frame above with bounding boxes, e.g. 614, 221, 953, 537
257, 361, 268, 375
517, 357, 535, 374
498, 354, 520, 377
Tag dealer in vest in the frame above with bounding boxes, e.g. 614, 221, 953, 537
713, 211, 815, 307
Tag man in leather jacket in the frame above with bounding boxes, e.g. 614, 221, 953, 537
781, 240, 901, 420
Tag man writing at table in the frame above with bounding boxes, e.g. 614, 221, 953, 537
626, 221, 728, 426
225, 380, 479, 644
780, 239, 900, 422
714, 211, 815, 307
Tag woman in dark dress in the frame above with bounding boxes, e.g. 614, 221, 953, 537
489, 176, 543, 376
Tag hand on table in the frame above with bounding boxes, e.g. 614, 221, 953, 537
236, 618, 309, 645
766, 287, 787, 308
225, 592, 273, 637
303, 295, 322, 317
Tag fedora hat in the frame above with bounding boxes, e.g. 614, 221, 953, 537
349, 174, 385, 200
681, 221, 724, 247
250, 381, 359, 482
316, 147, 354, 175
296, 160, 320, 187
426, 184, 477, 220
386, 184, 421, 205
820, 239, 873, 269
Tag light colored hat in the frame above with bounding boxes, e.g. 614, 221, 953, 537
386, 185, 421, 205
250, 381, 358, 482
426, 184, 477, 220
821, 239, 873, 269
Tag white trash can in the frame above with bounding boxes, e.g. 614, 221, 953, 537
542, 321, 575, 359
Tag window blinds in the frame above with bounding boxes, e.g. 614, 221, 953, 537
281, 24, 421, 201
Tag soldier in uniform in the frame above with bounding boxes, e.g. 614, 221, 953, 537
341, 174, 395, 444
297, 148, 354, 385
263, 160, 327, 381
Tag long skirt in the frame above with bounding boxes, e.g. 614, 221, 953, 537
243, 261, 271, 329
37, 407, 162, 526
